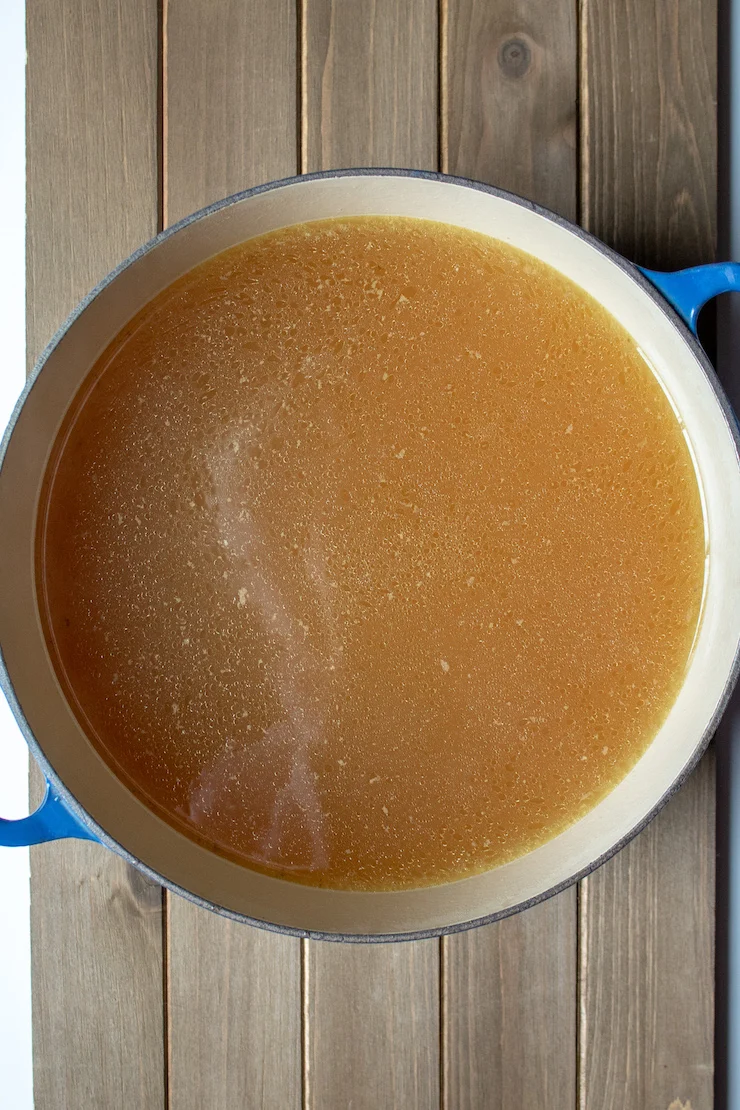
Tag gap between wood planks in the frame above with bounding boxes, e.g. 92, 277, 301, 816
159, 4, 170, 1108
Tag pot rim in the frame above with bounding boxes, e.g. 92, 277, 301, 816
3, 167, 739, 942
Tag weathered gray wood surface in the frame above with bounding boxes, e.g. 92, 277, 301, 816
27, 1, 718, 1105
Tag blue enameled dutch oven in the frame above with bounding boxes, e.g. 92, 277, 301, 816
1, 171, 740, 941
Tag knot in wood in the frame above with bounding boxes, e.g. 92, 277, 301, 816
498, 36, 531, 78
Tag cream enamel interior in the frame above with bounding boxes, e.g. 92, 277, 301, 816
1, 174, 739, 937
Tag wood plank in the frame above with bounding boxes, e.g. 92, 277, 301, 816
443, 896, 576, 1109
306, 941, 440, 1109
443, 0, 577, 218
581, 0, 716, 268
580, 752, 715, 1110
442, 3, 578, 1107
303, 0, 438, 171
27, 2, 163, 1108
30, 846, 164, 1109
165, 0, 298, 222
27, 0, 159, 367
168, 909, 301, 1110
302, 4, 440, 1108
164, 4, 302, 1108
580, 1, 717, 1105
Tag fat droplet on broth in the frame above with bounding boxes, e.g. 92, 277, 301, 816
39, 216, 705, 891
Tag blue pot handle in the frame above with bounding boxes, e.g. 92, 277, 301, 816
640, 262, 740, 333
0, 781, 98, 846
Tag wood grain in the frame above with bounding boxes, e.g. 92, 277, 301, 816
30, 847, 164, 1109
580, 752, 715, 1110
164, 3, 302, 1108
581, 0, 716, 267
165, 0, 297, 222
443, 895, 577, 1109
302, 5, 440, 1108
303, 0, 438, 171
168, 911, 301, 1110
443, 0, 577, 219
27, 0, 159, 369
27, 2, 163, 1107
442, 4, 578, 1107
306, 941, 440, 1110
581, 2, 717, 1104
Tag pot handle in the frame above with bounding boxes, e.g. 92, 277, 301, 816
640, 262, 740, 333
0, 781, 98, 846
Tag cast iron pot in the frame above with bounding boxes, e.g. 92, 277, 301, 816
2, 170, 740, 941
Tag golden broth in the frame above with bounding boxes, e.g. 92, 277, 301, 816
38, 217, 706, 890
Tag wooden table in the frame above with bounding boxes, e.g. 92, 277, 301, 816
27, 2, 717, 1106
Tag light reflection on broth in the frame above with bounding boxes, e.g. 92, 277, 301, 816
38, 217, 706, 890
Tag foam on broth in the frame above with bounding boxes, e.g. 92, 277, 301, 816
38, 217, 706, 890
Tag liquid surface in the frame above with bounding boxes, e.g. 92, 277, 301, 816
39, 217, 706, 891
